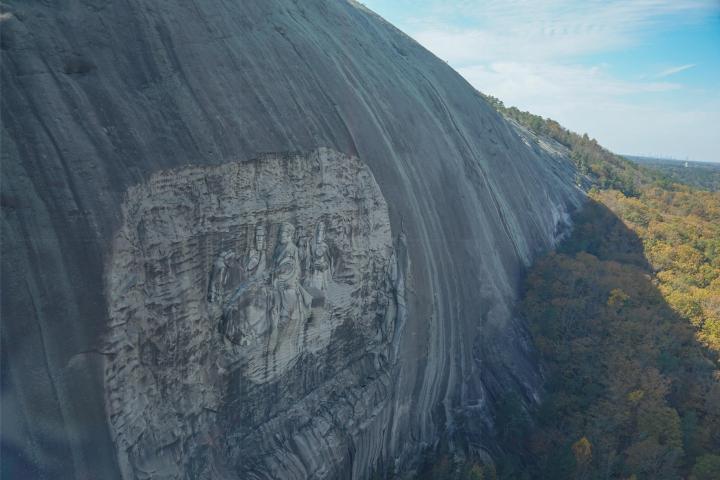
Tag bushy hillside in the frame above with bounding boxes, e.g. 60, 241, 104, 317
496, 97, 720, 479
481, 94, 657, 196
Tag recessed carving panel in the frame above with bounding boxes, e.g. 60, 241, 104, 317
104, 148, 405, 479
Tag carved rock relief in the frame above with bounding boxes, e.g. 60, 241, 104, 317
103, 148, 406, 479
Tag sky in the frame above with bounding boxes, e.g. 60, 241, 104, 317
361, 0, 720, 162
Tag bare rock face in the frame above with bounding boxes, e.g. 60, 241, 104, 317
105, 148, 404, 478
1, 1, 583, 478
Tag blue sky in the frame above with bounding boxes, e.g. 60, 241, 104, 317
362, 0, 720, 162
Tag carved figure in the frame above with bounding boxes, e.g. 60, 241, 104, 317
307, 221, 331, 291
242, 224, 267, 280
269, 223, 312, 350
295, 225, 310, 277
221, 225, 269, 345
207, 250, 235, 303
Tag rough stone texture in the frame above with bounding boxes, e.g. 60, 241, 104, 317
105, 148, 403, 478
1, 1, 584, 478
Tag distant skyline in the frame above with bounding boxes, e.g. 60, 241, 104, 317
362, 0, 720, 162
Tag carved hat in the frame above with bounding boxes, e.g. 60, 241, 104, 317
278, 222, 295, 237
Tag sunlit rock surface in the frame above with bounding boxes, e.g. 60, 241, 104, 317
1, 1, 583, 478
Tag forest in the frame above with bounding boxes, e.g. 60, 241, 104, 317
625, 157, 720, 192
417, 96, 720, 479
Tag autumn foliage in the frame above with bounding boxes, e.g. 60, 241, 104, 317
518, 182, 720, 479
482, 97, 720, 479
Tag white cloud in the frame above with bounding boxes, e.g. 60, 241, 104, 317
656, 64, 697, 78
412, 27, 628, 65
458, 62, 680, 106
385, 0, 720, 161
456, 61, 719, 161
560, 100, 720, 162
406, 0, 717, 65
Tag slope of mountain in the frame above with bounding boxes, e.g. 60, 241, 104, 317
1, 1, 583, 478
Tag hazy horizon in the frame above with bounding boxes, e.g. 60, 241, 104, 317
363, 0, 720, 163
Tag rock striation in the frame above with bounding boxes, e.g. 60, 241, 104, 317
1, 1, 583, 478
